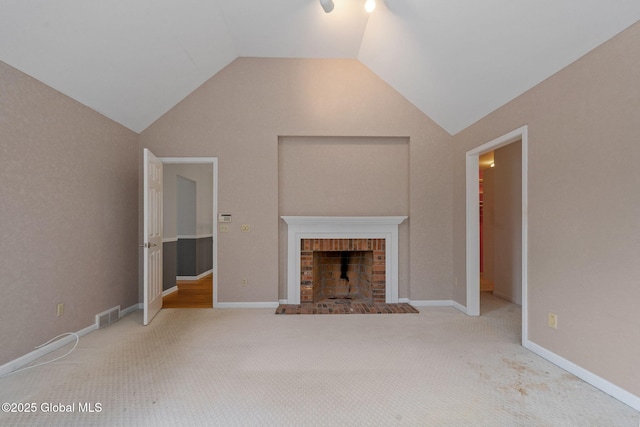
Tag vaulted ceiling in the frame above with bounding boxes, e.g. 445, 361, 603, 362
2, 1, 639, 134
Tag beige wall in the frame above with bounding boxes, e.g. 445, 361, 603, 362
163, 163, 214, 239
278, 136, 410, 297
452, 22, 640, 396
278, 136, 409, 216
139, 58, 453, 303
492, 141, 522, 304
0, 61, 139, 365
481, 167, 494, 285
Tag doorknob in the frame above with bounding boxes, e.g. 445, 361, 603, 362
139, 243, 158, 248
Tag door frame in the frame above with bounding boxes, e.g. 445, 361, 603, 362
160, 157, 219, 307
465, 125, 528, 345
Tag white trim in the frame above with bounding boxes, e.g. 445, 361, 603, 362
465, 126, 528, 346
162, 286, 178, 297
161, 157, 217, 164
121, 303, 141, 317
525, 340, 640, 411
176, 269, 213, 281
492, 289, 517, 303
162, 237, 178, 243
0, 323, 96, 377
409, 300, 453, 307
176, 234, 213, 239
281, 216, 407, 305
282, 216, 408, 226
410, 300, 468, 314
279, 299, 288, 305
215, 302, 280, 309
465, 150, 480, 316
160, 157, 218, 309
451, 300, 468, 314
0, 301, 144, 375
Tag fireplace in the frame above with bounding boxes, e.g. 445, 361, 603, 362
302, 239, 385, 303
281, 216, 407, 305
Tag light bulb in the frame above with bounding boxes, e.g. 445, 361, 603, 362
365, 0, 376, 13
320, 0, 334, 13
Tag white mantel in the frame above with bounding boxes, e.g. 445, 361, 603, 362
281, 216, 407, 304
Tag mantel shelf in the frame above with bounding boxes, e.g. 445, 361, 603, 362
281, 216, 407, 225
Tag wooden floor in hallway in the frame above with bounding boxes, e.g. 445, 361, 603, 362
162, 274, 213, 308
480, 274, 494, 292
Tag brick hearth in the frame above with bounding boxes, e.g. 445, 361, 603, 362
275, 301, 418, 314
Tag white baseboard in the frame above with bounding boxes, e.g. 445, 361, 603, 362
409, 299, 468, 314
122, 303, 142, 316
409, 299, 455, 307
525, 339, 640, 411
0, 323, 96, 378
450, 300, 467, 314
162, 286, 178, 297
278, 299, 288, 305
491, 290, 523, 306
177, 269, 213, 281
0, 302, 142, 378
215, 302, 280, 309
491, 289, 511, 301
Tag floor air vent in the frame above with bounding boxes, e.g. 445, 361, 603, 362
96, 306, 121, 329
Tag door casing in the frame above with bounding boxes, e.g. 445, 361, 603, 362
160, 157, 219, 307
465, 126, 528, 345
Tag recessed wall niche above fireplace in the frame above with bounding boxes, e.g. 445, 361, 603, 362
281, 216, 407, 305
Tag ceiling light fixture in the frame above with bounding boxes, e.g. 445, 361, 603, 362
320, 0, 376, 14
319, 0, 334, 13
365, 0, 376, 13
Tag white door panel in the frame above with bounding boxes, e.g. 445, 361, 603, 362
143, 148, 163, 325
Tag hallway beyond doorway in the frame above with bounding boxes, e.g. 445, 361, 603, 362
163, 274, 213, 308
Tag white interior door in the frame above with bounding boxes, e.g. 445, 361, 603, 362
143, 148, 163, 325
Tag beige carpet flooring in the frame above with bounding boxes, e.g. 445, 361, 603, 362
1, 293, 638, 426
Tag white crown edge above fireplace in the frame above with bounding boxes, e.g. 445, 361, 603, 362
281, 216, 408, 305
281, 216, 408, 226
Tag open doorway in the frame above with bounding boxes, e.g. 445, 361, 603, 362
160, 157, 218, 308
465, 126, 528, 345
479, 151, 495, 293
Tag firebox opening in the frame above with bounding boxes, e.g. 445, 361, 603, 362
340, 251, 350, 282
313, 250, 373, 303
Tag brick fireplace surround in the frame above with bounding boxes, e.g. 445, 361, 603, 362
281, 216, 407, 306
301, 238, 385, 303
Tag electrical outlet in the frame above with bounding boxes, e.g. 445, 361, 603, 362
548, 312, 558, 329
57, 303, 64, 317
241, 224, 251, 232
219, 224, 229, 233
241, 278, 248, 286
